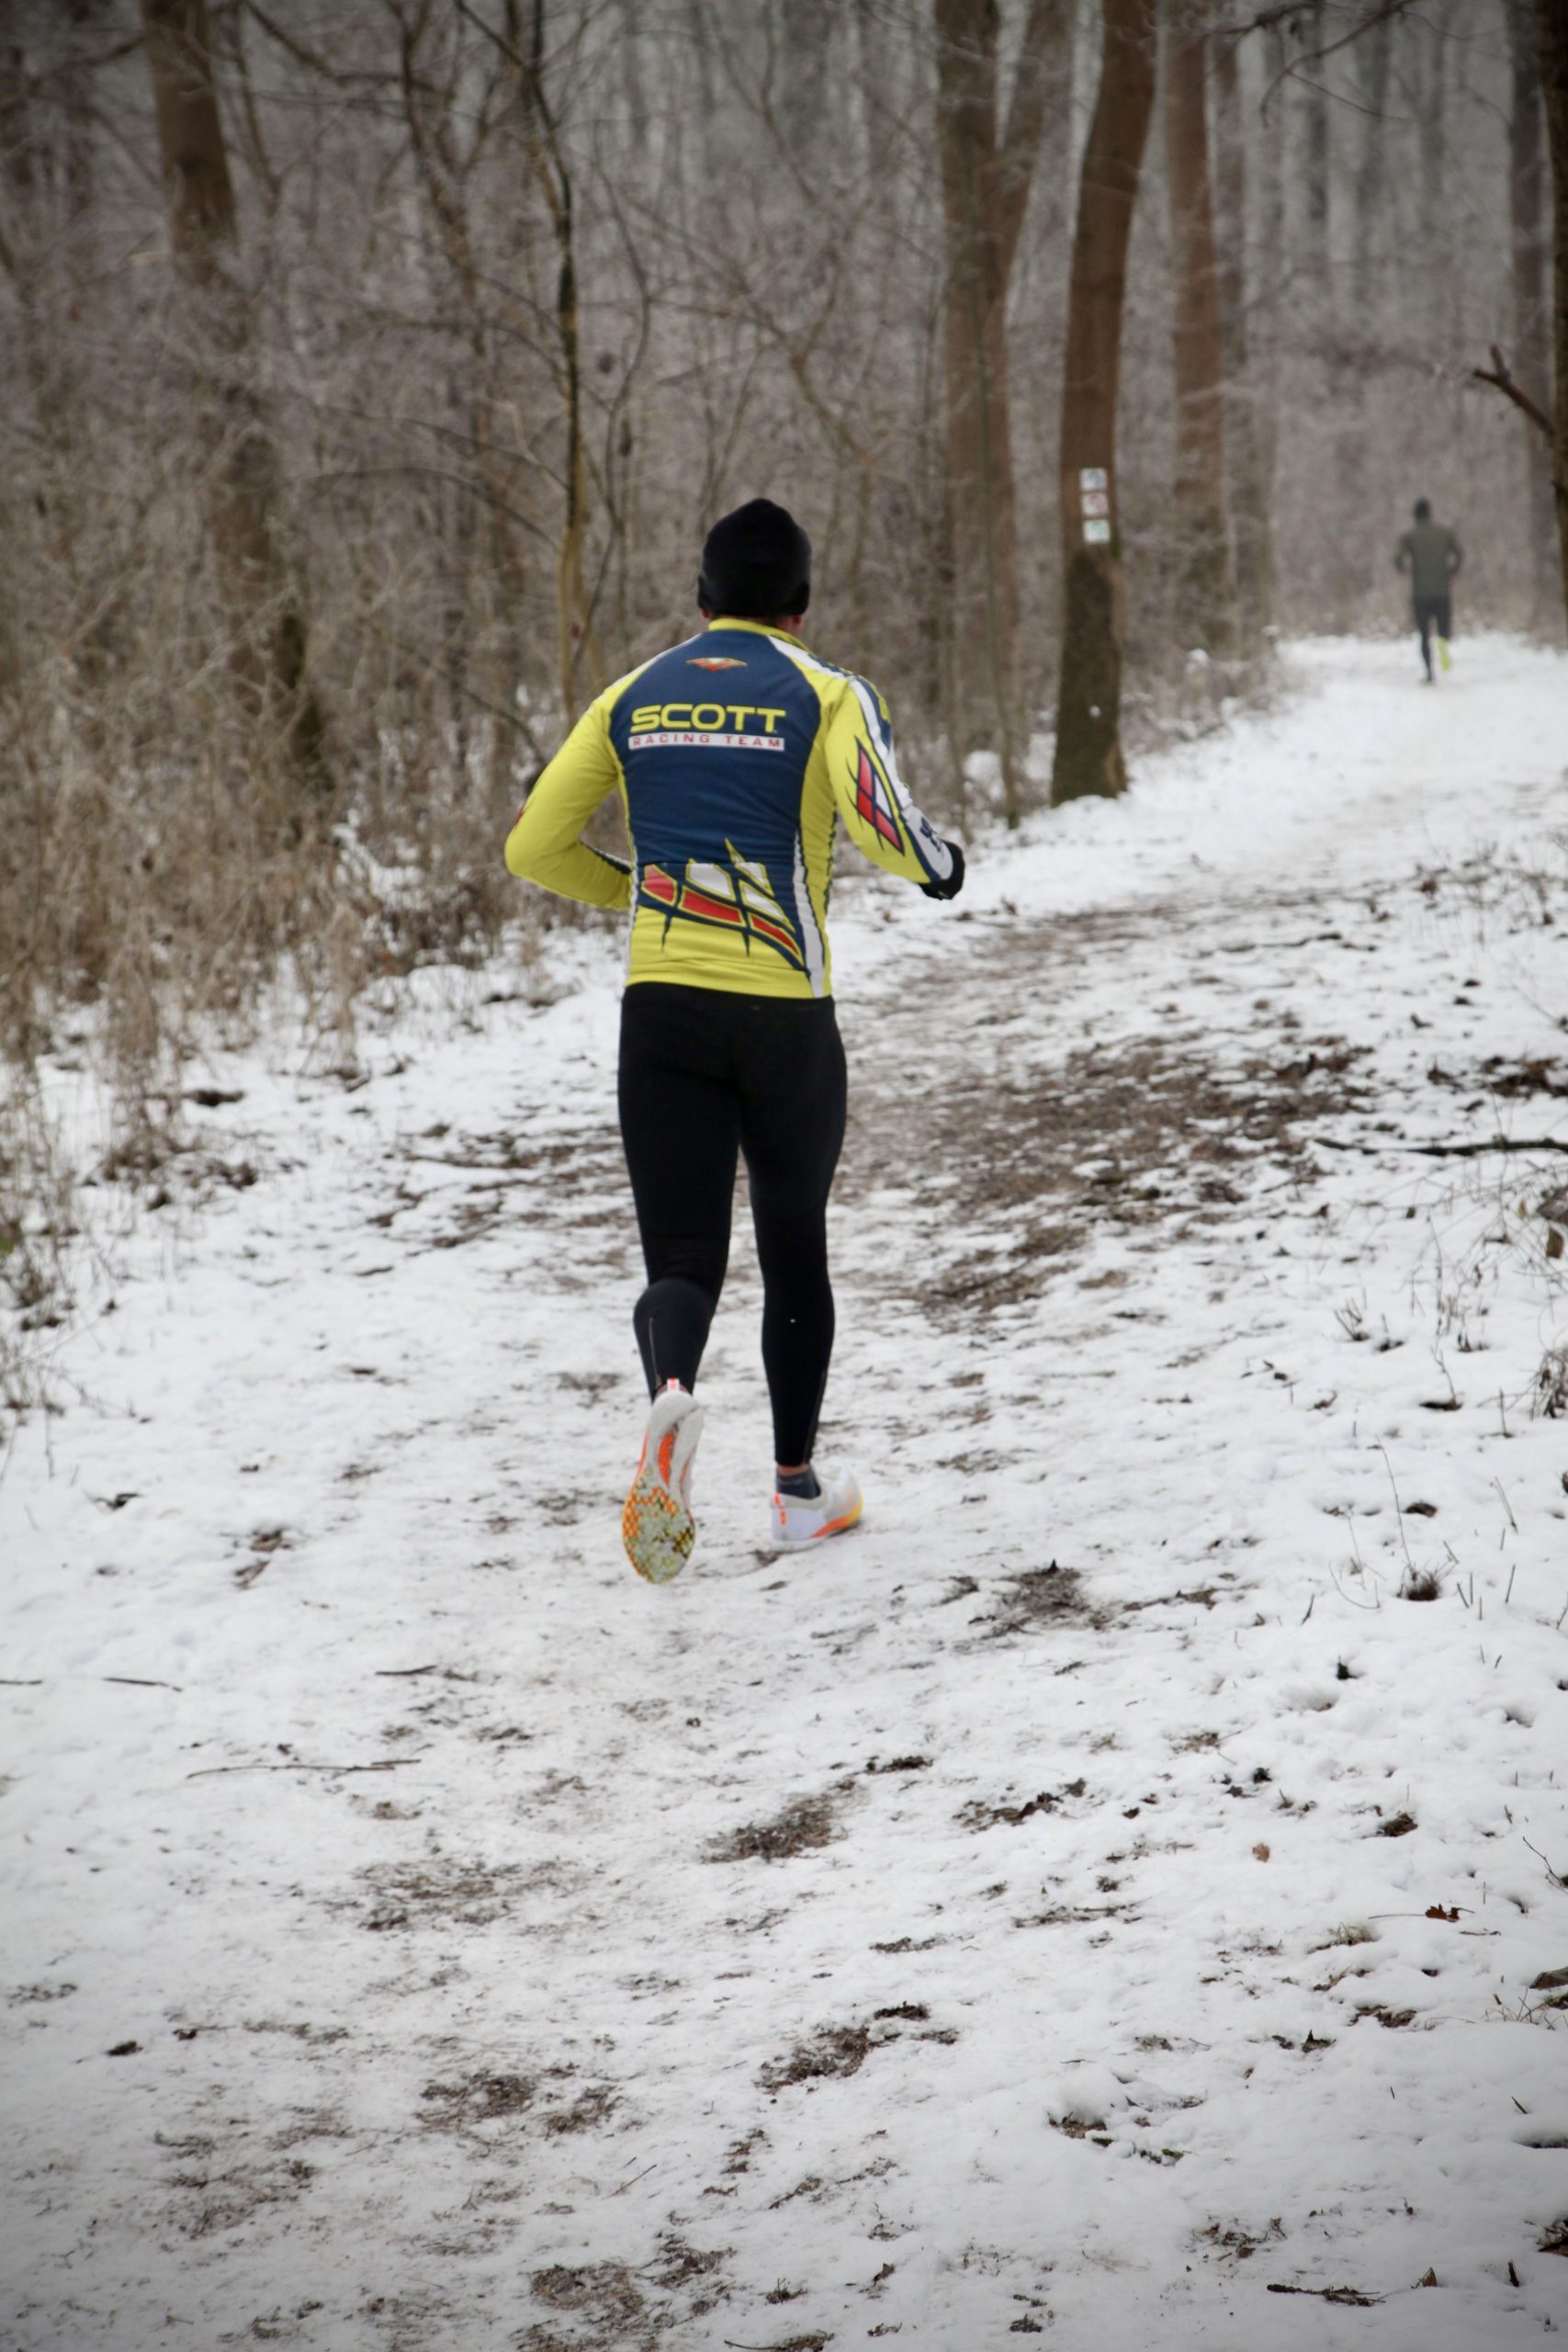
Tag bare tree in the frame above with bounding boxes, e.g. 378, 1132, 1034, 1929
1300, 0, 1329, 287
1213, 28, 1273, 646
1051, 0, 1157, 804
1508, 0, 1557, 628
141, 0, 324, 793
1539, 0, 1568, 633
1351, 7, 1393, 306
1415, 5, 1450, 334
505, 0, 604, 719
932, 0, 1066, 817
1165, 0, 1236, 657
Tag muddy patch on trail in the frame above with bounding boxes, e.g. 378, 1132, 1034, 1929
860, 1030, 1365, 1317
759, 2020, 873, 2090
845, 896, 1370, 1314
516, 2238, 731, 2350
970, 1562, 1097, 1641
352, 1853, 581, 1932
419, 2068, 536, 2129
157, 2123, 322, 2241
706, 1785, 853, 1864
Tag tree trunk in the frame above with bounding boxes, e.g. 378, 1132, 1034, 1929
1213, 30, 1273, 648
402, 6, 535, 788
1301, 0, 1329, 290
1051, 0, 1157, 805
1511, 0, 1557, 631
1164, 1, 1235, 657
141, 0, 324, 792
508, 0, 602, 721
1540, 0, 1568, 634
933, 0, 1066, 820
1416, 14, 1450, 337
856, 0, 900, 183
1351, 11, 1392, 307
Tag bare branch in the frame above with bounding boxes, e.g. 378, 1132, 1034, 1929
1472, 343, 1555, 444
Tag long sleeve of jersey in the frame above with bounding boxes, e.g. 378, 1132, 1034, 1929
820, 674, 956, 891
503, 694, 634, 910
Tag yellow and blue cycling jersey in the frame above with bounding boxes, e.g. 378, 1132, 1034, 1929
503, 617, 955, 999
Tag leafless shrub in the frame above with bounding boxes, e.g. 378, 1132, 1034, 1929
0, 1067, 82, 1428
1533, 1347, 1568, 1419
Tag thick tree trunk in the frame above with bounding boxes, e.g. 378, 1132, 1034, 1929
1511, 0, 1557, 630
933, 0, 1065, 818
1540, 0, 1568, 634
141, 0, 324, 790
1164, 2, 1235, 657
1051, 0, 1157, 805
1213, 30, 1273, 647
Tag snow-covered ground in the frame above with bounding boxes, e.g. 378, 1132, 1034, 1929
5, 638, 1568, 2351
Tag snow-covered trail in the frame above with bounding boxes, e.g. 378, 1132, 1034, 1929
5, 639, 1568, 2352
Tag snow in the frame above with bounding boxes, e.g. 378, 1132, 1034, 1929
5, 636, 1568, 2349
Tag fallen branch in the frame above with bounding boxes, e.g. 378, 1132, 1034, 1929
1320, 1135, 1568, 1159
1472, 345, 1554, 445
187, 1758, 421, 1780
1266, 2282, 1383, 2307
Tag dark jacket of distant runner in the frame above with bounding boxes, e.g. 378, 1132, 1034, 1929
1395, 520, 1462, 603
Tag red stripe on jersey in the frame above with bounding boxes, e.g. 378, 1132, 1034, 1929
750, 913, 804, 962
682, 888, 744, 926
854, 747, 902, 849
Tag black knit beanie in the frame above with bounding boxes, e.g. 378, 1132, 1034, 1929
697, 498, 811, 619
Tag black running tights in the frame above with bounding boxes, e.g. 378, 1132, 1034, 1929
617, 983, 847, 1467
1414, 593, 1451, 677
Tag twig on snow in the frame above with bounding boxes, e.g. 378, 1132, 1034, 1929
1374, 1444, 1415, 1581
1522, 1838, 1567, 1892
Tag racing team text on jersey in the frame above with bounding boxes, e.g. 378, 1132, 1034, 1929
504, 617, 955, 1000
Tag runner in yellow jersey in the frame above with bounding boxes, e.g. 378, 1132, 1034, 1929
505, 499, 964, 1580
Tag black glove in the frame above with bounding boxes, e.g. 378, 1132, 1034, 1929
919, 842, 965, 902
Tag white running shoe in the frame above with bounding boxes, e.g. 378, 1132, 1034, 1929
769, 1460, 863, 1553
622, 1380, 705, 1585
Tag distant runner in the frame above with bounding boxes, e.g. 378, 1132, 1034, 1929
1394, 498, 1462, 684
504, 499, 964, 1583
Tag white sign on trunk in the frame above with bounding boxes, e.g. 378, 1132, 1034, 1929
1084, 518, 1111, 545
